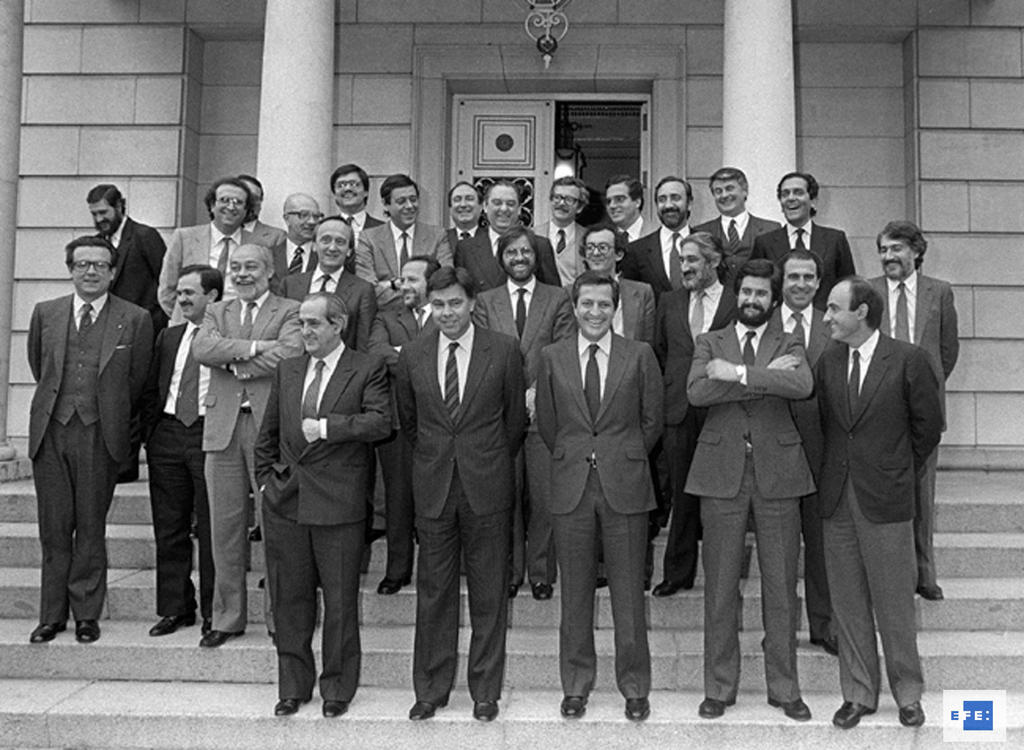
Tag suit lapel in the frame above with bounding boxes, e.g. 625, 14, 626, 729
558, 339, 590, 423
251, 295, 279, 339
755, 326, 783, 367
915, 276, 933, 343
648, 242, 671, 290
492, 287, 518, 338
521, 290, 545, 348
397, 306, 419, 340
380, 230, 399, 278
596, 336, 627, 423
160, 325, 187, 398
806, 308, 830, 366
457, 331, 491, 422
99, 300, 124, 373
112, 219, 133, 279
620, 284, 638, 339
709, 287, 735, 331
317, 349, 358, 416
850, 336, 892, 425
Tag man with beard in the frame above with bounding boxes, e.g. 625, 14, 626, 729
621, 176, 695, 302
473, 227, 575, 599
686, 258, 814, 722
446, 181, 484, 250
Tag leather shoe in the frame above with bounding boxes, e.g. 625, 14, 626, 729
149, 613, 196, 637
409, 697, 447, 720
769, 697, 812, 722
531, 582, 553, 600
75, 620, 100, 643
473, 700, 499, 721
274, 698, 306, 716
201, 618, 212, 635
698, 697, 733, 719
916, 584, 944, 601
199, 629, 243, 648
899, 701, 925, 727
625, 697, 650, 722
322, 700, 349, 718
560, 695, 587, 718
651, 580, 688, 597
811, 636, 839, 656
508, 584, 519, 599
377, 577, 410, 595
29, 622, 66, 643
832, 701, 876, 729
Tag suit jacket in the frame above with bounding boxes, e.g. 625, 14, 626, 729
368, 306, 436, 427
620, 226, 695, 301
685, 325, 816, 500
654, 284, 737, 424
191, 294, 303, 452
27, 294, 152, 462
355, 221, 453, 309
870, 274, 959, 424
159, 224, 259, 317
110, 217, 168, 331
751, 223, 856, 309
815, 333, 942, 523
446, 225, 483, 257
247, 220, 287, 250
454, 231, 560, 293
281, 270, 377, 352
267, 238, 317, 289
693, 214, 781, 290
618, 278, 656, 344
537, 220, 586, 287
139, 322, 189, 442
535, 334, 664, 514
254, 348, 391, 525
395, 326, 527, 519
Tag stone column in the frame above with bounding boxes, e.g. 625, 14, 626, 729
0, 1, 25, 462
721, 0, 796, 216
255, 0, 335, 222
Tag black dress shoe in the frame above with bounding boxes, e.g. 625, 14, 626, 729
508, 584, 519, 599
149, 613, 196, 637
29, 622, 66, 643
832, 701, 876, 729
652, 580, 685, 597
625, 697, 650, 722
560, 695, 587, 718
377, 577, 410, 595
322, 700, 349, 718
75, 620, 100, 643
274, 698, 306, 716
201, 618, 212, 635
531, 582, 553, 600
899, 701, 925, 727
199, 629, 243, 648
409, 698, 447, 720
473, 700, 499, 721
916, 584, 944, 601
698, 697, 733, 719
811, 636, 839, 656
768, 697, 812, 721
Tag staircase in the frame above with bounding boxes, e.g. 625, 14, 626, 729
1, 470, 1022, 748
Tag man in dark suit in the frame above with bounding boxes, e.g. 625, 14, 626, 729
140, 264, 223, 637
473, 227, 575, 600
817, 278, 942, 730
446, 181, 484, 250
687, 259, 815, 722
328, 163, 384, 244
751, 171, 856, 310
651, 232, 737, 597
395, 266, 526, 722
870, 220, 959, 601
368, 255, 441, 595
27, 236, 153, 644
580, 224, 656, 345
192, 244, 303, 648
535, 271, 663, 722
620, 176, 695, 303
692, 167, 781, 290
774, 249, 836, 655
454, 180, 559, 292
270, 193, 324, 283
255, 292, 391, 719
282, 217, 376, 352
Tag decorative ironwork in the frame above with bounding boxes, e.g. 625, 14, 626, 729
474, 176, 536, 228
520, 0, 573, 69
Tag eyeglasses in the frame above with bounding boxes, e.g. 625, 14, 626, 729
583, 243, 615, 256
334, 180, 363, 190
70, 260, 112, 272
285, 211, 324, 222
551, 195, 578, 205
215, 197, 246, 208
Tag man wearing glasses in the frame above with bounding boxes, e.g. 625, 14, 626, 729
539, 177, 588, 287
27, 236, 153, 644
272, 193, 324, 281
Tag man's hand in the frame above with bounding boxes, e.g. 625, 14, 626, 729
706, 358, 740, 382
767, 354, 801, 370
301, 418, 320, 443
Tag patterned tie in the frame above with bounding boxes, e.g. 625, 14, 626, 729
790, 312, 806, 348
584, 343, 601, 421
727, 219, 741, 253
79, 302, 94, 334
894, 282, 910, 342
794, 228, 807, 252
515, 288, 527, 338
848, 350, 861, 419
556, 229, 566, 255
288, 246, 304, 274
302, 359, 325, 420
216, 237, 232, 273
742, 330, 756, 367
668, 231, 683, 289
174, 328, 200, 427
240, 301, 256, 339
444, 341, 461, 420
399, 231, 410, 269
689, 290, 705, 336
459, 230, 471, 241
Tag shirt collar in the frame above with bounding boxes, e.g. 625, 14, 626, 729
660, 224, 690, 248
851, 329, 881, 360
787, 220, 812, 238
887, 270, 917, 294
243, 289, 271, 313
735, 320, 768, 344
211, 223, 243, 245
313, 267, 343, 283
107, 216, 126, 246
441, 322, 475, 351
699, 279, 724, 302
74, 293, 108, 317
780, 301, 810, 324
390, 222, 415, 243
310, 340, 345, 373
506, 276, 536, 297
578, 330, 612, 358
625, 215, 644, 239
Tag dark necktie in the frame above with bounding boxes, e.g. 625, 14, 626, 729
668, 231, 683, 289
515, 288, 527, 338
444, 341, 460, 419
689, 290, 705, 336
742, 330, 756, 367
790, 312, 806, 348
240, 301, 256, 339
584, 343, 601, 421
288, 246, 304, 274
727, 219, 740, 253
459, 230, 471, 241
340, 215, 352, 226
794, 228, 807, 252
399, 231, 410, 269
556, 229, 566, 255
174, 328, 200, 427
79, 302, 94, 334
848, 350, 861, 419
319, 274, 331, 293
217, 237, 232, 273
894, 282, 910, 342
302, 359, 325, 419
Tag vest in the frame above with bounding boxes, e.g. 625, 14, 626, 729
52, 304, 106, 426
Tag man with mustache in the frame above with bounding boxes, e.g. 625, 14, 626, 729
328, 163, 384, 245
621, 176, 695, 302
686, 258, 815, 722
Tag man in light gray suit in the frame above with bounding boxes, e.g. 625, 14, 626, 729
192, 243, 302, 647
538, 177, 588, 287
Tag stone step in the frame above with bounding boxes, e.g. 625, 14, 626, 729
2, 619, 1022, 693
8, 680, 1021, 750
2, 567, 1021, 633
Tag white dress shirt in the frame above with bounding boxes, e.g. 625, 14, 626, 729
660, 225, 691, 282
163, 321, 211, 417
437, 324, 475, 403
390, 222, 416, 268
848, 329, 880, 390
210, 224, 244, 300
787, 221, 813, 249
780, 301, 811, 349
624, 215, 646, 243
689, 280, 723, 336
73, 293, 108, 330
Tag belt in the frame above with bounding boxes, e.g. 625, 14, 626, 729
161, 413, 204, 426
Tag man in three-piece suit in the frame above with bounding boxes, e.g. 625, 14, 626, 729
870, 220, 959, 601
774, 249, 836, 655
454, 180, 560, 292
651, 232, 737, 597
329, 163, 384, 244
255, 292, 391, 719
283, 217, 376, 352
27, 236, 152, 645
687, 259, 815, 722
693, 167, 781, 291
238, 174, 288, 251
539, 176, 588, 287
445, 181, 484, 251
535, 271, 663, 723
368, 255, 441, 595
620, 176, 695, 303
269, 193, 324, 282
140, 265, 223, 638
751, 171, 856, 310
395, 266, 526, 723
192, 243, 303, 648
473, 227, 575, 600
605, 174, 655, 242
817, 278, 941, 730
355, 174, 453, 312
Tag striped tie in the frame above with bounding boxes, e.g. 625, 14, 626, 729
444, 341, 460, 419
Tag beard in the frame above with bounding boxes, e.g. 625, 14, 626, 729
738, 302, 772, 328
